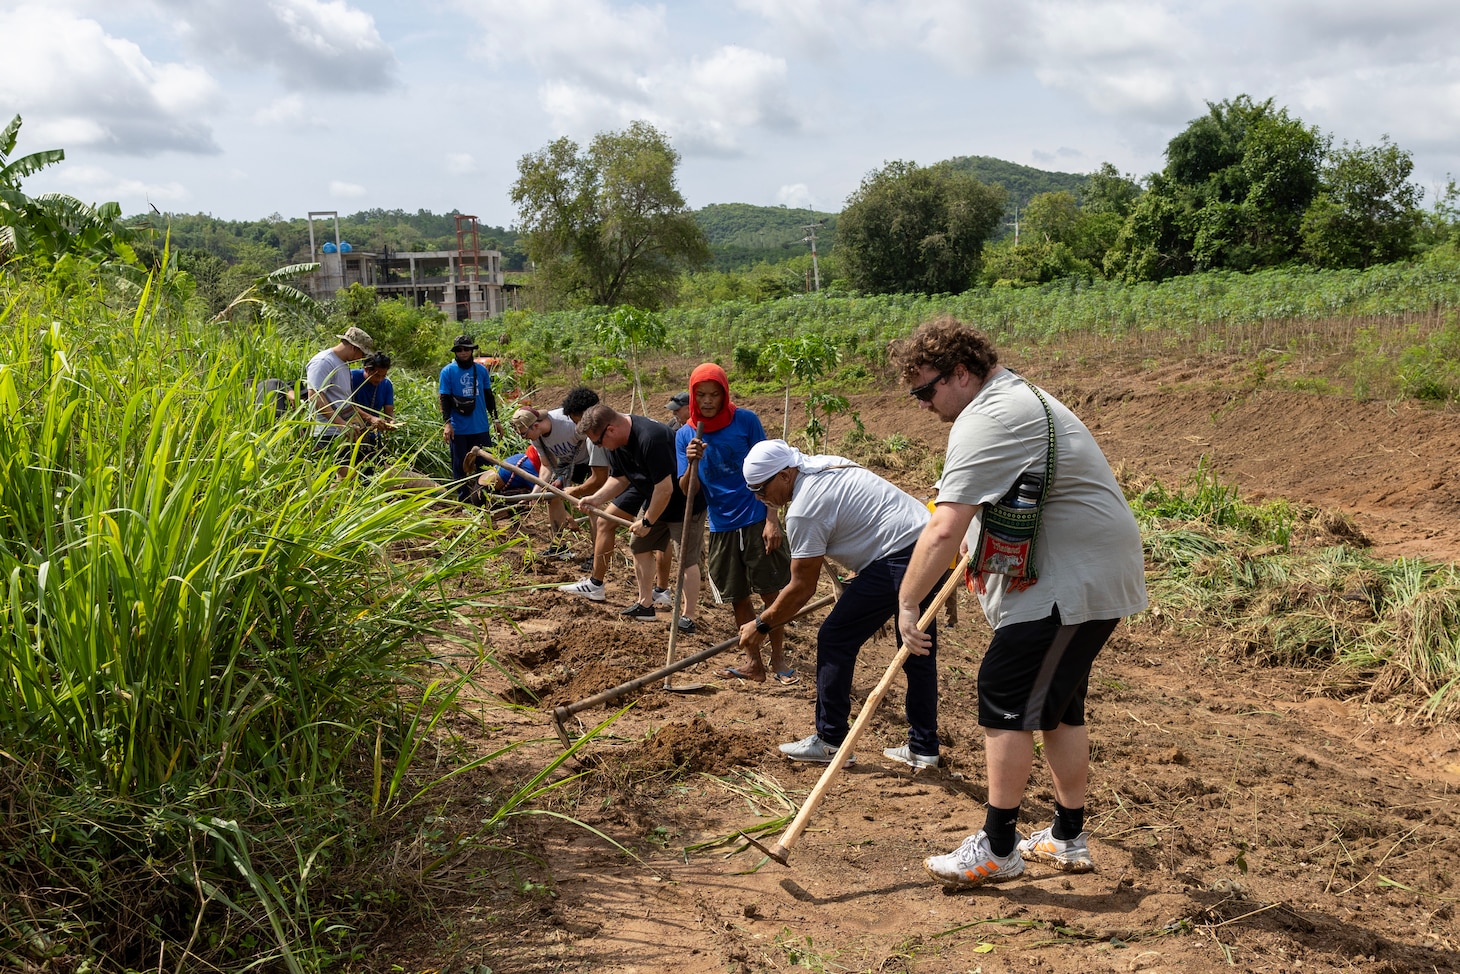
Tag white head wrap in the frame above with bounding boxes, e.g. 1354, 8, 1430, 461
743, 439, 858, 487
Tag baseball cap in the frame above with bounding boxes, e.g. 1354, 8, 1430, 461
666, 391, 691, 410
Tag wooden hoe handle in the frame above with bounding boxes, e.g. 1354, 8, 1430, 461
753, 561, 967, 866
479, 450, 636, 529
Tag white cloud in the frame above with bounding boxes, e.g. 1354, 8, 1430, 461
62, 163, 190, 205
777, 183, 815, 209
445, 152, 478, 175
154, 0, 398, 92
0, 4, 221, 155
329, 180, 367, 198
453, 1, 794, 155
252, 94, 321, 128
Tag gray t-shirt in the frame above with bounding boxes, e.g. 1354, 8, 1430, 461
786, 464, 929, 573
535, 408, 608, 473
305, 347, 352, 438
938, 368, 1148, 629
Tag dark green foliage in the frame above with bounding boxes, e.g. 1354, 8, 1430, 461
1301, 138, 1424, 269
1105, 96, 1325, 281
836, 160, 1007, 295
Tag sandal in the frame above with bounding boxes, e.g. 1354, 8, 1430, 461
718, 666, 765, 682
772, 669, 800, 686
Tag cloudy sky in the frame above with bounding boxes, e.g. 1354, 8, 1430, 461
5, 0, 1459, 227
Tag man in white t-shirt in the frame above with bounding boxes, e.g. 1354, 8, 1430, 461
890, 316, 1148, 889
306, 326, 375, 455
737, 440, 945, 769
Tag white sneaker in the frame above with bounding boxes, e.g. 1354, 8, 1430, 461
1018, 827, 1094, 872
651, 586, 673, 608
558, 577, 606, 602
924, 831, 1025, 888
778, 733, 854, 765
883, 745, 939, 769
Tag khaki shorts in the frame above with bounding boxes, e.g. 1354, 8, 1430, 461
629, 509, 705, 569
707, 519, 791, 604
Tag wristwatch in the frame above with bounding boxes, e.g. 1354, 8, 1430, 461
754, 614, 772, 635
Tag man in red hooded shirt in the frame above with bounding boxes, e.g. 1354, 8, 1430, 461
677, 363, 796, 684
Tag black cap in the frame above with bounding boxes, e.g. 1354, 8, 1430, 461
452, 334, 477, 351
666, 391, 691, 410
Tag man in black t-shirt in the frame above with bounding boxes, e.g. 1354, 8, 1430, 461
564, 403, 706, 625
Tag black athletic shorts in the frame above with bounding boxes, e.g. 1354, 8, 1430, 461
978, 605, 1120, 731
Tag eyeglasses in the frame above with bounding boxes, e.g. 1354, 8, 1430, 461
748, 471, 780, 496
909, 371, 952, 402
587, 430, 606, 446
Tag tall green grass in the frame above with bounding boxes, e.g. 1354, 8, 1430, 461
0, 275, 522, 968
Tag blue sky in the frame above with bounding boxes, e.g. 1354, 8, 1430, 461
5, 0, 1459, 226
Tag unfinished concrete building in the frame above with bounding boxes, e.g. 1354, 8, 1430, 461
303, 211, 515, 322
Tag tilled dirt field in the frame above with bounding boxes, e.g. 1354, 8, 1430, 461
380, 354, 1460, 974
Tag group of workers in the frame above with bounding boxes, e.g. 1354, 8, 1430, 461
533, 315, 1148, 893
305, 315, 1149, 892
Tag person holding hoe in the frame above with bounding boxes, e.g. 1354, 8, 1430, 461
736, 439, 944, 768
889, 316, 1147, 888
678, 363, 795, 681
568, 403, 705, 630
438, 334, 498, 504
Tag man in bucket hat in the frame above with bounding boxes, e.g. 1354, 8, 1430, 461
439, 334, 499, 503
306, 326, 376, 455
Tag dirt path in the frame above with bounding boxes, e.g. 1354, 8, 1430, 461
381, 359, 1460, 973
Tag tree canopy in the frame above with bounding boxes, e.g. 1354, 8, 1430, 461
510, 120, 710, 309
835, 160, 1006, 295
1102, 95, 1427, 282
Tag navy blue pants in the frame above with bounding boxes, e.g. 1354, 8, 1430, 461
815, 544, 942, 756
450, 431, 493, 503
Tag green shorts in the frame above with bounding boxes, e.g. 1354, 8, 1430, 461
707, 520, 791, 605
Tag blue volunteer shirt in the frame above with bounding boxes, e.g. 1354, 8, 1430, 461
349, 370, 394, 414
438, 361, 493, 435
676, 408, 769, 533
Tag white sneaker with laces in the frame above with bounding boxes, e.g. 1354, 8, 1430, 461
558, 577, 606, 602
924, 830, 1026, 888
1018, 827, 1095, 872
651, 586, 673, 608
778, 733, 855, 765
883, 745, 939, 769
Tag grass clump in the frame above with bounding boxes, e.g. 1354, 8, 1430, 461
1130, 464, 1460, 721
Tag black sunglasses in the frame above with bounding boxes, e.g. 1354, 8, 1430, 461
747, 472, 778, 496
909, 371, 952, 402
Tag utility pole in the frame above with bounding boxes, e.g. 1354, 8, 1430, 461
802, 221, 824, 292
1006, 205, 1020, 247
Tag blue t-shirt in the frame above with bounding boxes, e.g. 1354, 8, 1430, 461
676, 408, 768, 533
438, 361, 492, 435
349, 371, 395, 414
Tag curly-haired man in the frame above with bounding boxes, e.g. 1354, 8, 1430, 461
890, 316, 1148, 889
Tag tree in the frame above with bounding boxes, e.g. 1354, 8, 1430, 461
835, 160, 1006, 295
763, 334, 839, 438
1, 114, 139, 272
510, 121, 710, 309
1300, 137, 1424, 268
1104, 96, 1323, 281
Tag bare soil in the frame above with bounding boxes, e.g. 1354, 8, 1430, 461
382, 352, 1460, 974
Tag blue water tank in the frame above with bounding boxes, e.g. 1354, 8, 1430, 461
340, 241, 352, 253
322, 241, 337, 253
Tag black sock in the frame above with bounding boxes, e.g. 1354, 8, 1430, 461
1052, 801, 1085, 840
590, 577, 603, 587
982, 804, 1021, 858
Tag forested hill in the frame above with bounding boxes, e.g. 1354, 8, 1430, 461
944, 155, 1089, 212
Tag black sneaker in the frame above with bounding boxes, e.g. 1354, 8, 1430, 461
578, 557, 594, 574
676, 617, 696, 635
619, 601, 656, 620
